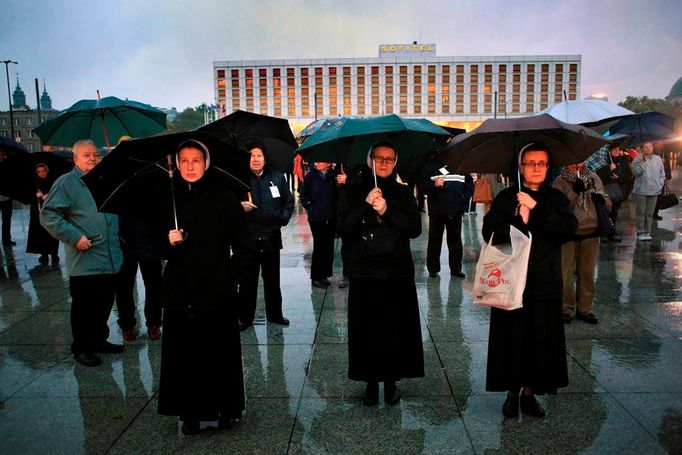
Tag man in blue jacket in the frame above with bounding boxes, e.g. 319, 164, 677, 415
238, 141, 294, 331
41, 139, 124, 367
418, 156, 473, 278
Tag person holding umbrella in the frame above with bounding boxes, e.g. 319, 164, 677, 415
337, 141, 424, 406
40, 139, 124, 367
27, 163, 60, 264
157, 139, 254, 435
483, 142, 578, 418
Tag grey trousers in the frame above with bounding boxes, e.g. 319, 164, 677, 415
632, 193, 658, 234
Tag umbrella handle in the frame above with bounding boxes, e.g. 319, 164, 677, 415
96, 90, 112, 151
166, 154, 179, 231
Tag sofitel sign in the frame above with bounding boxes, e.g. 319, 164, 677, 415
379, 44, 436, 55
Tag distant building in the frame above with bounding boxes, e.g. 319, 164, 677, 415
157, 106, 177, 122
0, 79, 59, 151
666, 76, 682, 114
213, 43, 582, 133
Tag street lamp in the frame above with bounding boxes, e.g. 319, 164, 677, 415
3, 60, 18, 139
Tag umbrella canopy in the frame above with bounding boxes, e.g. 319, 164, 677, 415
0, 136, 29, 155
82, 131, 251, 219
296, 114, 451, 166
298, 116, 355, 139
198, 110, 297, 173
539, 99, 634, 126
32, 96, 167, 149
607, 111, 677, 146
0, 152, 73, 204
583, 133, 631, 172
439, 113, 609, 174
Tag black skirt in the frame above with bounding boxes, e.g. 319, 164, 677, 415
158, 308, 245, 420
347, 277, 424, 382
485, 296, 568, 395
26, 203, 58, 255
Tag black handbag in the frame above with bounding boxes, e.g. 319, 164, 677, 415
591, 193, 615, 237
656, 182, 679, 211
361, 218, 400, 259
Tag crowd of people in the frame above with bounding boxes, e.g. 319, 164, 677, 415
0, 135, 677, 434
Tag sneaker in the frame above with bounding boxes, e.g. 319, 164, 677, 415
122, 328, 138, 342
147, 325, 162, 341
338, 277, 349, 288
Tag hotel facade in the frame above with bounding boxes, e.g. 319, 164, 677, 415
213, 44, 581, 132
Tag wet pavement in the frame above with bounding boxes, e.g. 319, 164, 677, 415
1, 178, 681, 454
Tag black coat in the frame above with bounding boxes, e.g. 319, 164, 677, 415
482, 184, 577, 394
244, 166, 294, 250
299, 167, 340, 222
417, 159, 473, 218
26, 177, 59, 255
337, 173, 421, 279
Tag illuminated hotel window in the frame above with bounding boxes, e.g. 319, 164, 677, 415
527, 64, 535, 73
443, 85, 450, 94
471, 65, 478, 73
386, 75, 393, 84
288, 88, 295, 96
371, 66, 379, 75
357, 95, 365, 105
399, 75, 407, 84
315, 67, 322, 76
386, 66, 393, 74
329, 67, 337, 75
343, 86, 351, 95
315, 77, 322, 86
315, 87, 322, 95
330, 76, 337, 85
259, 78, 267, 86
471, 84, 478, 93
371, 76, 379, 84
513, 73, 520, 83
246, 88, 253, 97
484, 74, 492, 83
358, 66, 365, 75
427, 85, 436, 94
302, 87, 309, 96
484, 104, 491, 113
301, 68, 309, 76
358, 105, 366, 115
273, 68, 281, 77
400, 85, 407, 94
442, 103, 450, 114
274, 97, 282, 106
273, 78, 281, 87
554, 93, 563, 102
569, 84, 577, 92
555, 64, 563, 72
428, 65, 436, 73
302, 77, 309, 85
555, 84, 562, 92
526, 103, 534, 112
358, 86, 365, 95
527, 74, 535, 83
343, 76, 351, 85
456, 65, 464, 73
246, 98, 253, 107
456, 104, 463, 113
233, 99, 240, 108
527, 83, 535, 92
261, 98, 268, 106
259, 68, 267, 77
287, 68, 295, 76
414, 75, 422, 84
217, 69, 225, 78
218, 89, 225, 97
414, 104, 421, 114
470, 74, 478, 84
541, 84, 548, 92
485, 65, 492, 73
415, 86, 422, 94
570, 64, 578, 72
329, 87, 338, 96
343, 66, 351, 75
357, 76, 365, 85
414, 65, 422, 74
442, 74, 450, 84
246, 78, 254, 88
218, 80, 226, 87
287, 78, 295, 86
456, 85, 464, 94
513, 84, 520, 92
245, 69, 253, 77
428, 94, 435, 104
498, 84, 506, 93
316, 104, 323, 116
456, 94, 464, 103
329, 96, 337, 105
569, 73, 577, 82
512, 103, 519, 113
372, 95, 379, 106
442, 65, 450, 73
499, 64, 507, 73
456, 74, 464, 83
483, 85, 492, 93
555, 73, 563, 82
302, 96, 309, 105
371, 86, 379, 95
541, 73, 549, 83
288, 107, 296, 116
386, 86, 393, 94
302, 107, 310, 116
232, 89, 239, 97
428, 75, 435, 84
540, 103, 548, 110
231, 69, 239, 77
274, 87, 282, 96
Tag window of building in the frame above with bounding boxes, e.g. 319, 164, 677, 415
329, 67, 337, 75
218, 89, 226, 97
273, 97, 281, 106
413, 65, 422, 74
315, 77, 323, 86
343, 86, 351, 95
484, 85, 492, 93
232, 89, 239, 97
260, 88, 267, 97
342, 66, 351, 75
259, 68, 267, 77
471, 84, 478, 93
358, 86, 365, 95
399, 75, 407, 84
527, 93, 534, 102
315, 67, 322, 76
301, 68, 309, 76
273, 68, 281, 77
371, 66, 379, 75
512, 94, 520, 102
329, 76, 337, 85
442, 65, 450, 74
456, 104, 464, 113
218, 80, 226, 87
541, 73, 549, 82
527, 74, 535, 83
428, 75, 435, 84
302, 107, 310, 116
513, 64, 520, 73
570, 63, 578, 72
541, 64, 548, 73
357, 95, 365, 105
217, 69, 225, 78
428, 65, 436, 74
371, 86, 379, 95
231, 69, 239, 77
456, 64, 464, 73
287, 68, 295, 77
400, 105, 407, 114
499, 74, 507, 83
442, 74, 450, 84
302, 87, 309, 96
541, 83, 548, 92
399, 65, 407, 74
274, 87, 283, 96
329, 86, 338, 96
540, 93, 548, 102
471, 65, 478, 73
245, 69, 253, 77
414, 85, 422, 94
246, 88, 253, 97
443, 85, 450, 94
358, 66, 366, 75
259, 78, 267, 86
569, 84, 577, 92
525, 103, 534, 113
555, 83, 563, 92
287, 77, 295, 86
527, 83, 535, 92
301, 77, 309, 85
555, 73, 563, 83
527, 64, 535, 73
456, 85, 464, 94
427, 85, 436, 94
499, 64, 507, 73
400, 85, 407, 94
386, 85, 393, 94
470, 74, 478, 84
287, 87, 296, 96
371, 76, 379, 84
246, 98, 254, 107
414, 75, 422, 84
343, 76, 351, 85
498, 84, 506, 93
386, 66, 393, 74
512, 103, 520, 113
386, 75, 393, 84
273, 78, 281, 87
484, 74, 492, 83
485, 64, 492, 73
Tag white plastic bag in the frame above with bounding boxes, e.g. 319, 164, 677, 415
473, 225, 532, 311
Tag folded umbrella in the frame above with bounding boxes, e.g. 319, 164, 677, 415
439, 113, 609, 175
33, 95, 167, 149
199, 110, 297, 173
0, 152, 73, 204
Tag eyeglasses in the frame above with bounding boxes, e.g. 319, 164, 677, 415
374, 156, 396, 165
521, 161, 549, 169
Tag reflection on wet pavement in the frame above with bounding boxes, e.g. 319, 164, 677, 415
1, 180, 681, 453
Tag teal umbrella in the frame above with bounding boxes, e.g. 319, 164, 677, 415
296, 114, 451, 165
32, 94, 167, 149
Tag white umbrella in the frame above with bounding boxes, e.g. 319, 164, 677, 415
539, 100, 634, 126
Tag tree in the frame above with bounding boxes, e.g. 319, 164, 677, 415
618, 96, 678, 117
168, 106, 204, 133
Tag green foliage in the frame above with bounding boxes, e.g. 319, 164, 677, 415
618, 96, 678, 117
167, 106, 205, 133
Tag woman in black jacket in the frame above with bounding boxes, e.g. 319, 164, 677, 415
482, 143, 578, 418
26, 164, 59, 264
157, 140, 253, 435
337, 141, 423, 406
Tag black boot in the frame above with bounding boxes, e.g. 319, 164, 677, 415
181, 418, 201, 435
362, 381, 379, 406
520, 393, 546, 418
384, 381, 401, 406
502, 393, 519, 417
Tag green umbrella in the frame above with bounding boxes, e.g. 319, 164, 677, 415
296, 114, 451, 166
33, 95, 167, 149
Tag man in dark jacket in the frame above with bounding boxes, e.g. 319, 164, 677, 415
238, 142, 294, 331
418, 157, 473, 278
300, 162, 341, 288
596, 143, 632, 242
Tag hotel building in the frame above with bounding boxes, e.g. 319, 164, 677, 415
213, 43, 581, 132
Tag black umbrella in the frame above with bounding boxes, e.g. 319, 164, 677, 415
607, 111, 676, 146
439, 113, 609, 174
0, 152, 73, 204
198, 110, 297, 172
82, 131, 251, 224
0, 136, 28, 155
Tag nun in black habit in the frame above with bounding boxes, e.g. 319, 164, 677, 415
27, 163, 59, 263
337, 141, 424, 407
157, 139, 254, 435
482, 143, 578, 418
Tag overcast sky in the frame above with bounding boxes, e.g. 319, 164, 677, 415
1, 0, 680, 111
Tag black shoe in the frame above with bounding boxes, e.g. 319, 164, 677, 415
312, 279, 330, 289
94, 341, 124, 354
218, 416, 235, 429
74, 352, 101, 367
181, 419, 201, 435
362, 382, 379, 406
653, 214, 663, 220
384, 381, 401, 406
239, 321, 252, 332
451, 271, 465, 278
520, 394, 546, 418
576, 312, 598, 324
268, 316, 290, 326
2, 240, 16, 246
502, 394, 519, 417
562, 313, 572, 324
51, 254, 60, 263
38, 254, 49, 265
428, 272, 439, 278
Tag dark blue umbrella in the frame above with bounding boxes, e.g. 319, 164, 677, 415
608, 111, 676, 146
0, 136, 28, 155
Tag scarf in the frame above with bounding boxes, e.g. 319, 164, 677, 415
560, 167, 592, 209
